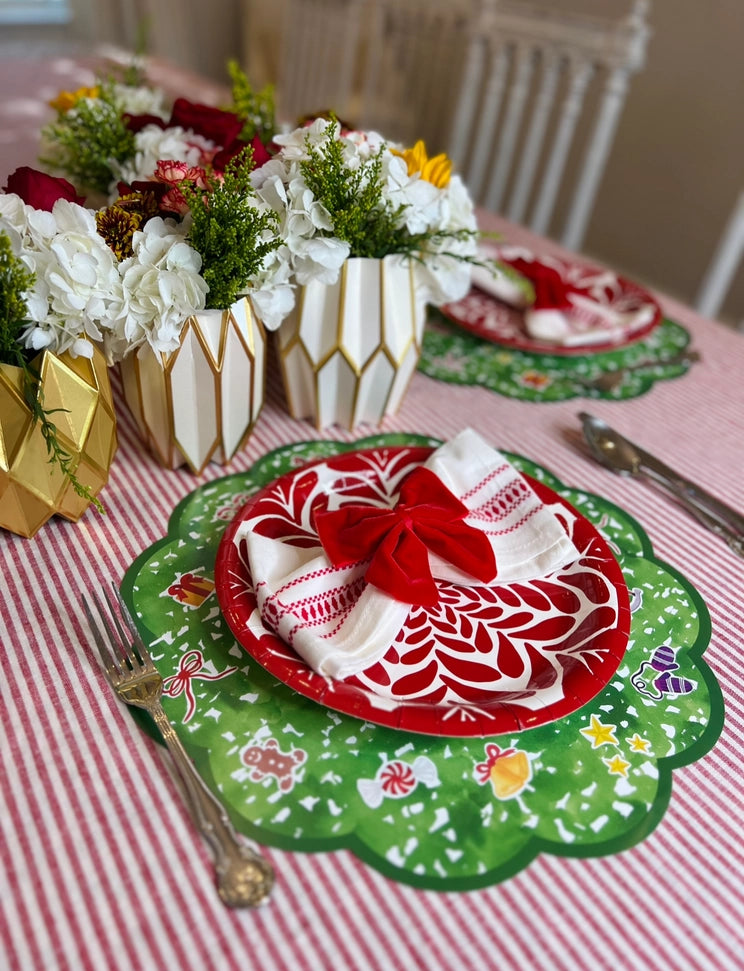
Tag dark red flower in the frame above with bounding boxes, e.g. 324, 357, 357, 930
212, 133, 272, 174
168, 99, 243, 148
3, 166, 85, 210
123, 112, 167, 134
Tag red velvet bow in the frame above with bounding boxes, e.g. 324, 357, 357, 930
499, 256, 582, 310
314, 467, 497, 606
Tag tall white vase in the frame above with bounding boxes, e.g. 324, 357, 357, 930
275, 255, 426, 429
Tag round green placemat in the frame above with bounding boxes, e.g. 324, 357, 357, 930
419, 315, 693, 402
121, 433, 723, 891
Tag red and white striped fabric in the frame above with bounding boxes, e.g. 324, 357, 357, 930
3, 210, 743, 971
2, 58, 744, 971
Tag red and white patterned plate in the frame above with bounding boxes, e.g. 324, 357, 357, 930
440, 250, 662, 356
215, 446, 631, 737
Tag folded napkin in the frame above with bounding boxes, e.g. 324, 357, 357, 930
471, 245, 657, 346
235, 429, 578, 679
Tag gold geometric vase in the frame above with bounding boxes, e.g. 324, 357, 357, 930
275, 255, 427, 430
0, 346, 117, 538
119, 298, 266, 475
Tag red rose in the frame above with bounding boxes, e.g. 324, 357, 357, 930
4, 166, 85, 210
123, 112, 167, 134
168, 99, 243, 148
212, 135, 272, 174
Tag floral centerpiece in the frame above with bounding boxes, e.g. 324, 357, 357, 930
251, 117, 482, 428
253, 118, 479, 303
2, 137, 291, 477
40, 60, 276, 200
93, 146, 292, 474
0, 171, 118, 537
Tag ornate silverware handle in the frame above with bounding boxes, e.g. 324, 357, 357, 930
637, 448, 744, 543
147, 700, 275, 907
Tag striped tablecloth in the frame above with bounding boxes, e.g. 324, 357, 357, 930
3, 211, 743, 971
1, 57, 743, 970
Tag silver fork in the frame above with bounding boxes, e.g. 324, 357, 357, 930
574, 348, 701, 393
83, 584, 275, 907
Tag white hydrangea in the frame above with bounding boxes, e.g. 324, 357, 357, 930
109, 125, 217, 191
110, 82, 168, 120
0, 196, 124, 359
253, 119, 478, 304
106, 217, 209, 359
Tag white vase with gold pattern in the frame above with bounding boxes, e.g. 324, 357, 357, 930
119, 298, 266, 475
275, 255, 426, 429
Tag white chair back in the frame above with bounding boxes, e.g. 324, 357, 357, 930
273, 0, 369, 125
448, 0, 651, 250
695, 191, 744, 326
356, 0, 475, 149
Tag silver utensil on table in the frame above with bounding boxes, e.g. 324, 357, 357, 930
579, 412, 744, 558
83, 585, 275, 907
574, 348, 700, 393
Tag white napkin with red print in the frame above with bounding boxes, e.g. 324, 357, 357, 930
236, 429, 578, 679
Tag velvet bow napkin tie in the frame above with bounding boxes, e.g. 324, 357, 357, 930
235, 429, 579, 679
314, 466, 497, 607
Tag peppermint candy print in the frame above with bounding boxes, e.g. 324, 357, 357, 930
357, 756, 440, 809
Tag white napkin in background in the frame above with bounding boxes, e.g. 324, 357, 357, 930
470, 245, 657, 346
470, 259, 533, 309
235, 429, 578, 679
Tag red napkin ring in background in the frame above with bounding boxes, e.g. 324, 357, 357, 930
314, 467, 497, 606
498, 256, 583, 311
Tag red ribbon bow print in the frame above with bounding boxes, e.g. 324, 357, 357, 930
314, 467, 497, 606
499, 255, 582, 311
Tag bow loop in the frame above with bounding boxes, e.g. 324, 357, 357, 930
314, 466, 496, 606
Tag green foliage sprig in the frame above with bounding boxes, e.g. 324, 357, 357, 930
41, 81, 136, 195
299, 121, 478, 260
180, 148, 281, 309
0, 231, 103, 512
227, 59, 276, 143
0, 231, 33, 369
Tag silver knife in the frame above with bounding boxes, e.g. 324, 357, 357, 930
579, 412, 744, 558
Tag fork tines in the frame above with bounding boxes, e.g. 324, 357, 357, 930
83, 584, 155, 678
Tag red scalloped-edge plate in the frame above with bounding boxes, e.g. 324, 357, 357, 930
215, 446, 631, 737
440, 248, 662, 356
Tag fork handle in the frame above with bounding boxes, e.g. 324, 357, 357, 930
147, 701, 275, 907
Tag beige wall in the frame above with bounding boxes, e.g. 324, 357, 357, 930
580, 0, 744, 324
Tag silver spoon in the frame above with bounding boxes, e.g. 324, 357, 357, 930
579, 412, 744, 557
574, 348, 700, 393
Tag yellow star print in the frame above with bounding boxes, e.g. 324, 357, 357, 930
580, 714, 619, 748
628, 733, 651, 753
603, 754, 631, 777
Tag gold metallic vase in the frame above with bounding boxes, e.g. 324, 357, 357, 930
0, 346, 117, 539
119, 298, 266, 475
276, 255, 426, 429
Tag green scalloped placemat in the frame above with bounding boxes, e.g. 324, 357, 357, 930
419, 315, 693, 402
121, 433, 723, 891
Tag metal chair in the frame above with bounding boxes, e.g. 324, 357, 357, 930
448, 0, 651, 250
695, 190, 744, 326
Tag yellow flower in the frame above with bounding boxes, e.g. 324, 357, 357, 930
393, 140, 452, 189
49, 85, 100, 113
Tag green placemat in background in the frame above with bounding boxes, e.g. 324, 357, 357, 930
419, 315, 693, 402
